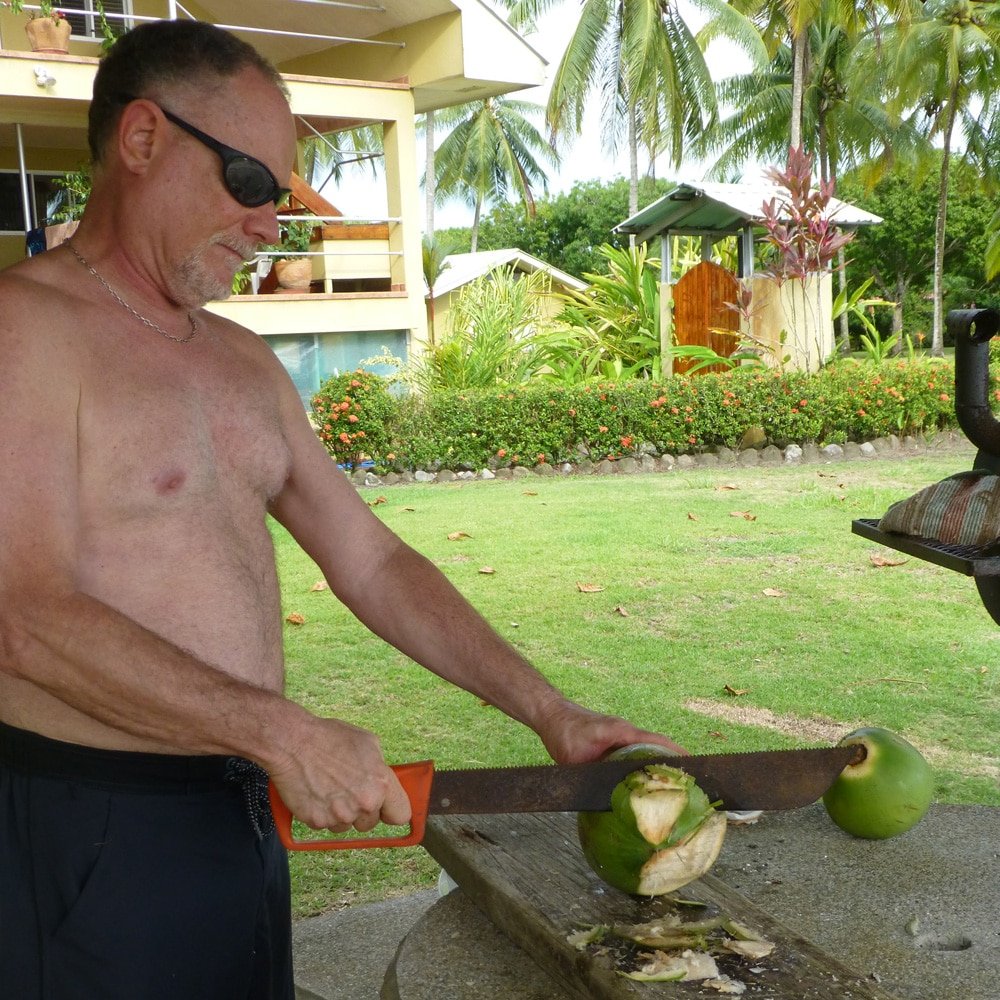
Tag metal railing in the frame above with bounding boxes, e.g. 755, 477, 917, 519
245, 212, 403, 293
2, 2, 406, 49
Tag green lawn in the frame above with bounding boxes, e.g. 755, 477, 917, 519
276, 448, 999, 917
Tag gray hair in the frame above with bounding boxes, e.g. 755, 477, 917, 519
89, 20, 287, 163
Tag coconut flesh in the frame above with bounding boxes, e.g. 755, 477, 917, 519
577, 763, 726, 896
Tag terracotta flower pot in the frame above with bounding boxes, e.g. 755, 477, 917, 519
25, 16, 71, 54
273, 258, 313, 292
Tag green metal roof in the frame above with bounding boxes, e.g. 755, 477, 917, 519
616, 181, 883, 244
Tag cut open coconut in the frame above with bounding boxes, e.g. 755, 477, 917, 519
577, 746, 726, 896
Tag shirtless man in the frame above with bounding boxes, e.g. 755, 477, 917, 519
0, 20, 680, 1000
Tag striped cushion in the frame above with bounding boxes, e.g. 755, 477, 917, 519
879, 472, 1000, 547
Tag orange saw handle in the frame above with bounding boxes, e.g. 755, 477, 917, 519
268, 760, 435, 851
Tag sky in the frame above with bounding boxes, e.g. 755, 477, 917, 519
323, 2, 753, 232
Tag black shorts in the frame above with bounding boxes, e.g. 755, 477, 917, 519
0, 722, 294, 1000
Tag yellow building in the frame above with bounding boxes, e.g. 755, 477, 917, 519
428, 248, 587, 339
0, 1, 545, 401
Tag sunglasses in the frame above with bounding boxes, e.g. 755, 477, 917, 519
123, 95, 291, 208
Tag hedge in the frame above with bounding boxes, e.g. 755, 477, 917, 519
312, 360, 972, 473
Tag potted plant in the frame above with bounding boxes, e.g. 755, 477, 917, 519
3, 1, 72, 53
270, 219, 315, 292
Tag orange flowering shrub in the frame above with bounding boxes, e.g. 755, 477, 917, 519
311, 362, 970, 473
311, 369, 397, 469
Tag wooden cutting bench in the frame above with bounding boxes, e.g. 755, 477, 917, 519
382, 804, 998, 1000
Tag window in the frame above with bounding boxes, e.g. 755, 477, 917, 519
264, 331, 408, 406
62, 0, 130, 41
0, 171, 66, 235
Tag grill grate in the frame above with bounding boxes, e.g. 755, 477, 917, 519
852, 518, 1000, 576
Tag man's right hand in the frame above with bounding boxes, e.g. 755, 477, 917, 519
265, 716, 411, 833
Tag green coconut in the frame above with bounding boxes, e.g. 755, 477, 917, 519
822, 727, 934, 840
577, 745, 726, 896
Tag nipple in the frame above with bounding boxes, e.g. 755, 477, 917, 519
154, 469, 187, 495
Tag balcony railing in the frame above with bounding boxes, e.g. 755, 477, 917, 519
1, 2, 407, 51
3, 6, 418, 313
242, 214, 401, 296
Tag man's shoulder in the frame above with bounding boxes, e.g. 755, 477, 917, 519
203, 308, 287, 375
0, 251, 76, 315
0, 253, 87, 362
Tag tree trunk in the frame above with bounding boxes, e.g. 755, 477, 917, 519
931, 97, 957, 358
471, 193, 482, 253
893, 275, 906, 341
627, 101, 639, 247
425, 110, 436, 238
790, 30, 807, 153
822, 123, 849, 354
817, 110, 829, 184
836, 244, 851, 354
427, 291, 437, 348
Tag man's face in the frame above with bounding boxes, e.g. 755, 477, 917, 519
156, 67, 297, 307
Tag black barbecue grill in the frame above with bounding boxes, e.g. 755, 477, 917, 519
851, 307, 1000, 625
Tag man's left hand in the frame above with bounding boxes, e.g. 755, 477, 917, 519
536, 698, 686, 764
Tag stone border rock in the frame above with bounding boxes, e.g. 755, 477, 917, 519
350, 432, 975, 488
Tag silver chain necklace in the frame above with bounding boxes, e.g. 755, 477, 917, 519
67, 242, 198, 344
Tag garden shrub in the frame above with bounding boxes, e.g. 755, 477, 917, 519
311, 370, 398, 468
330, 360, 970, 473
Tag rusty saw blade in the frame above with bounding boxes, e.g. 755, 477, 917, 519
428, 746, 863, 815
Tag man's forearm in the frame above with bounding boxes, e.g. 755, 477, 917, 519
0, 589, 305, 768
336, 542, 568, 734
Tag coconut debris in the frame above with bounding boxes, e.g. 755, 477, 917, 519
565, 913, 774, 989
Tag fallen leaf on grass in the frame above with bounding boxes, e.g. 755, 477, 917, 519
723, 684, 750, 697
447, 531, 472, 541
285, 612, 306, 625
687, 512, 700, 521
400, 506, 416, 512
367, 495, 387, 507
522, 490, 538, 497
730, 510, 757, 521
309, 580, 328, 592
709, 730, 727, 740
479, 566, 496, 575
762, 587, 786, 597
577, 582, 605, 593
870, 552, 908, 567
613, 605, 630, 617
716, 484, 741, 491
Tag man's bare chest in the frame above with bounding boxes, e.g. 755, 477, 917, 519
76, 336, 292, 522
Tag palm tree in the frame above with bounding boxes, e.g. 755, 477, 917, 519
502, 0, 764, 217
432, 97, 559, 252
870, 0, 1000, 355
300, 124, 384, 194
702, 14, 922, 183
701, 7, 926, 351
724, 1, 912, 161
422, 234, 455, 348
